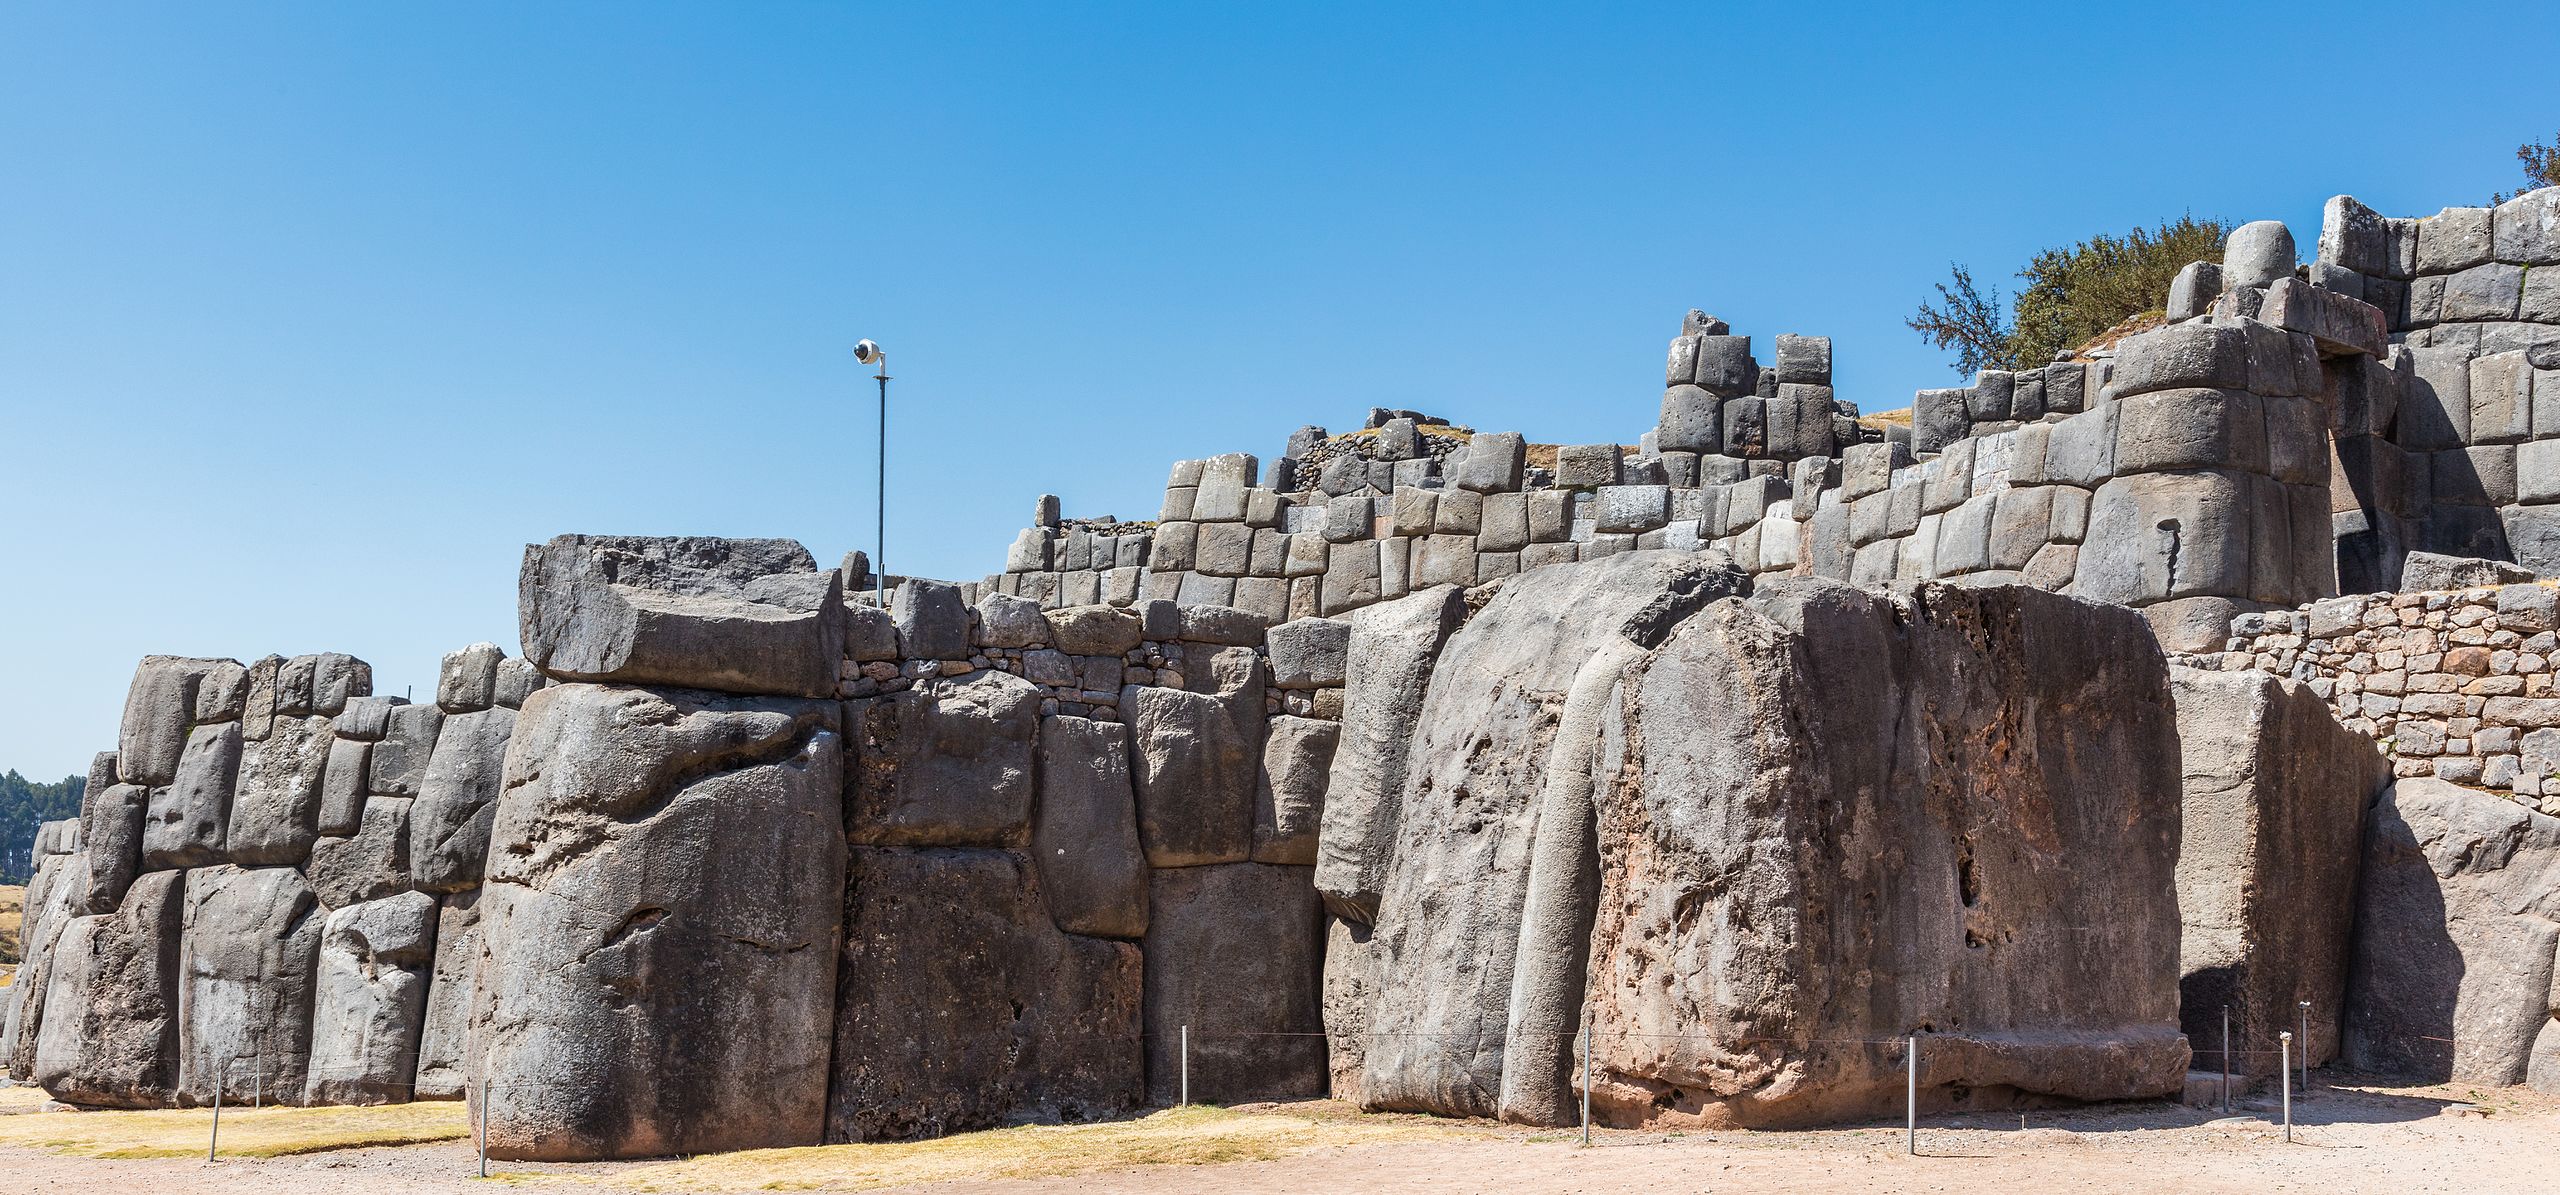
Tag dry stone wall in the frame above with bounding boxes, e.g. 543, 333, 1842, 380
2205, 579, 2560, 816
4, 643, 540, 1109
24, 186, 2560, 1152
986, 240, 2394, 655
2313, 189, 2560, 585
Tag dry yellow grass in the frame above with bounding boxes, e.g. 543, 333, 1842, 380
0, 1098, 469, 1158
0, 1086, 53, 1109
526, 1105, 1472, 1192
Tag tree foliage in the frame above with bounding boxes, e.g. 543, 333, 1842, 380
0, 769, 85, 886
1909, 215, 2229, 375
2493, 129, 2560, 205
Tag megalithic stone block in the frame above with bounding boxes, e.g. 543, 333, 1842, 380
518, 535, 846, 698
2169, 666, 2388, 1076
477, 684, 844, 1160
305, 890, 439, 1106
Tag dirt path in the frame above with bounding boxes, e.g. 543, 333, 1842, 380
2, 1080, 2552, 1194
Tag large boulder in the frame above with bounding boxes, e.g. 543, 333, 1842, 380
304, 796, 416, 908
118, 656, 219, 786
1124, 687, 1256, 867
2170, 667, 2388, 1075
5, 844, 87, 1076
1322, 917, 1383, 1104
145, 722, 239, 869
475, 683, 844, 1160
306, 891, 439, 1105
846, 670, 1040, 847
2343, 778, 2560, 1087
1252, 716, 1337, 865
1126, 649, 1267, 868
411, 889, 481, 1100
408, 706, 517, 892
226, 715, 333, 866
1143, 862, 1326, 1104
178, 865, 326, 1105
1357, 552, 1745, 1119
518, 535, 845, 699
30, 871, 184, 1107
78, 779, 148, 915
1314, 586, 1466, 923
826, 847, 1142, 1141
1570, 580, 2189, 1128
1030, 715, 1148, 938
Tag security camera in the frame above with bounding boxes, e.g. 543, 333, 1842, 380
853, 339, 883, 364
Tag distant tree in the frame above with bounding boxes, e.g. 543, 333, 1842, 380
1910, 215, 2230, 375
2493, 129, 2560, 204
1905, 263, 2015, 375
0, 770, 85, 885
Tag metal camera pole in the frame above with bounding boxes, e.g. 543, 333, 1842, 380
855, 338, 890, 607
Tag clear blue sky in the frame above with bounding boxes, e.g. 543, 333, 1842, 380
3, 2, 2552, 780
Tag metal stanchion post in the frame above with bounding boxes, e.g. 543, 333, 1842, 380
2279, 1032, 2293, 1144
2221, 1006, 2231, 1113
1579, 1008, 1592, 1148
1906, 1036, 1918, 1157
209, 1060, 224, 1161
478, 1078, 490, 1178
1180, 1025, 1189, 1107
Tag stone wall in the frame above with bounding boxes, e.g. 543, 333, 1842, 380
985, 251, 2392, 654
2, 644, 538, 1108
2313, 189, 2560, 584
2205, 580, 2560, 816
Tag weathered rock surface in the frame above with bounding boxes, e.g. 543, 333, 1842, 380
519, 535, 845, 698
1126, 679, 1259, 868
1252, 716, 1336, 865
369, 702, 444, 798
828, 847, 1141, 1141
79, 780, 148, 914
408, 706, 516, 892
146, 723, 240, 869
412, 889, 480, 1100
847, 670, 1040, 847
119, 656, 210, 786
5, 845, 87, 1075
305, 796, 415, 909
179, 865, 326, 1105
1359, 552, 1745, 1118
1314, 586, 1465, 923
306, 890, 439, 1105
1030, 715, 1148, 939
1322, 916, 1382, 1104
475, 683, 844, 1160
2170, 667, 2387, 1075
227, 715, 333, 867
2344, 778, 2560, 1086
1143, 862, 1326, 1104
30, 871, 184, 1107
1571, 580, 2189, 1128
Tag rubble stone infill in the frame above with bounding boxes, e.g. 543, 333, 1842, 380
2202, 580, 2560, 814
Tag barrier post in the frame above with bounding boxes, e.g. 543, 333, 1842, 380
2220, 1006, 2231, 1113
478, 1078, 490, 1178
1180, 1025, 1189, 1107
1906, 1036, 1918, 1156
209, 1060, 224, 1161
2279, 1031, 2293, 1143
